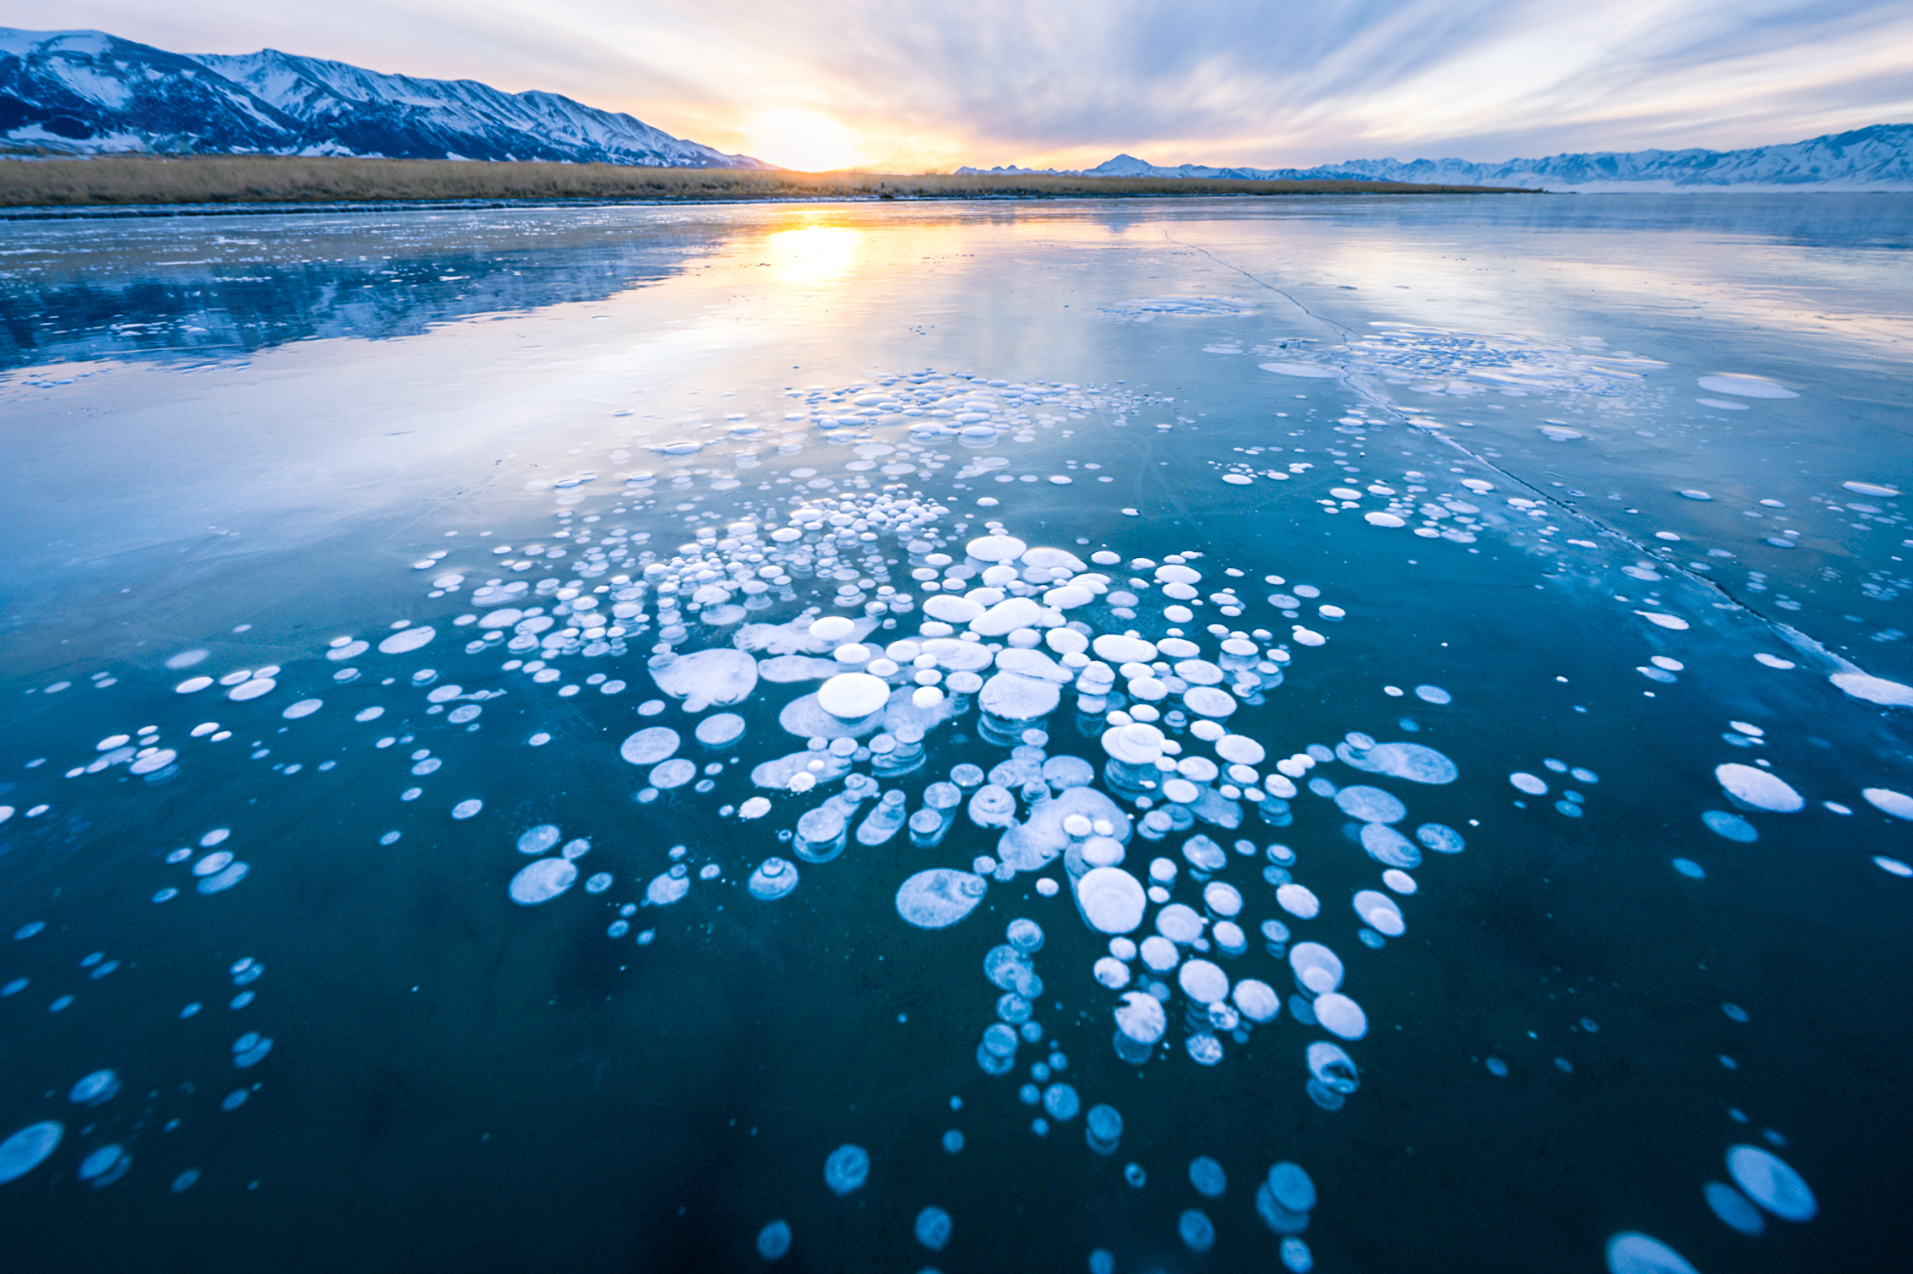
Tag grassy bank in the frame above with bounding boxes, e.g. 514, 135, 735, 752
0, 154, 1530, 208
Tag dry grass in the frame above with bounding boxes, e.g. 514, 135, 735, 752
0, 154, 1529, 208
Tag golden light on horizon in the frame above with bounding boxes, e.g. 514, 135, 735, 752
741, 108, 872, 172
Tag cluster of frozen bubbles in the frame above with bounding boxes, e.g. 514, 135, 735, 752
8, 402, 1868, 1267
465, 487, 1498, 1266
748, 1140, 1321, 1270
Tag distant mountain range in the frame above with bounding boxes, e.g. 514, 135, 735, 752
0, 27, 767, 168
961, 125, 1913, 190
6, 26, 1907, 189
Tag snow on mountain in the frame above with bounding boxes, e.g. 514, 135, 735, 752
0, 27, 768, 168
0, 29, 303, 155
961, 126, 1913, 190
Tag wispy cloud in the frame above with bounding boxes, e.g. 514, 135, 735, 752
10, 0, 1911, 168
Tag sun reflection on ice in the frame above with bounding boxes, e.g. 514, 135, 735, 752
764, 223, 863, 284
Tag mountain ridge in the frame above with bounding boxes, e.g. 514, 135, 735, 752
961, 125, 1913, 190
0, 27, 768, 168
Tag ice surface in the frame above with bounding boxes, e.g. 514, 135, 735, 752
4, 195, 1905, 1274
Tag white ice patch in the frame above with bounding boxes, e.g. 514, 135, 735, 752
649, 649, 757, 713
1830, 671, 1913, 706
1259, 362, 1341, 378
1697, 374, 1798, 399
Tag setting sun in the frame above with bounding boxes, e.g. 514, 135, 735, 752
740, 107, 871, 171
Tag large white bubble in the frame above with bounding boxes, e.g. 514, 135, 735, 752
509, 857, 577, 905
895, 869, 988, 928
1726, 1145, 1817, 1221
1715, 763, 1804, 813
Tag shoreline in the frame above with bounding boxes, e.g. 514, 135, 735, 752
0, 154, 1531, 212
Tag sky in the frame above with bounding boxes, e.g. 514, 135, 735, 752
8, 1, 1912, 170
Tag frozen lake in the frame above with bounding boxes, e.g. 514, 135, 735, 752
1, 193, 1908, 1273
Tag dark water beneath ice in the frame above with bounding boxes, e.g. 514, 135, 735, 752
1, 194, 1908, 1273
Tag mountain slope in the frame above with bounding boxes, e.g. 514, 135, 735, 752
1313, 125, 1913, 189
0, 29, 303, 154
961, 125, 1913, 189
0, 27, 766, 168
191, 48, 753, 166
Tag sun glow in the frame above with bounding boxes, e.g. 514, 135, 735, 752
741, 108, 871, 172
761, 223, 863, 284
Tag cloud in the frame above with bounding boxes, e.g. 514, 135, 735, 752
7, 0, 1910, 168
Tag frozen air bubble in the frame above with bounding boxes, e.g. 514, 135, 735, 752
1704, 1181, 1765, 1235
509, 857, 577, 904
1179, 1209, 1216, 1252
518, 825, 561, 854
1862, 788, 1913, 820
1360, 823, 1421, 869
757, 1220, 792, 1261
1233, 978, 1279, 1021
915, 1207, 952, 1252
1289, 942, 1342, 993
646, 872, 690, 906
1353, 890, 1404, 936
1334, 785, 1405, 824
824, 1144, 869, 1196
1715, 763, 1803, 813
1604, 1233, 1697, 1274
1313, 992, 1367, 1039
748, 858, 799, 900
695, 713, 745, 747
68, 1070, 120, 1106
378, 626, 436, 655
895, 869, 988, 928
620, 727, 680, 766
1277, 883, 1320, 918
1360, 742, 1457, 784
650, 759, 696, 789
1077, 867, 1146, 933
1726, 1145, 1816, 1221
1701, 810, 1757, 841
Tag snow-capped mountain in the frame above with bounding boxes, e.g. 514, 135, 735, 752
962, 126, 1913, 190
0, 27, 767, 168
